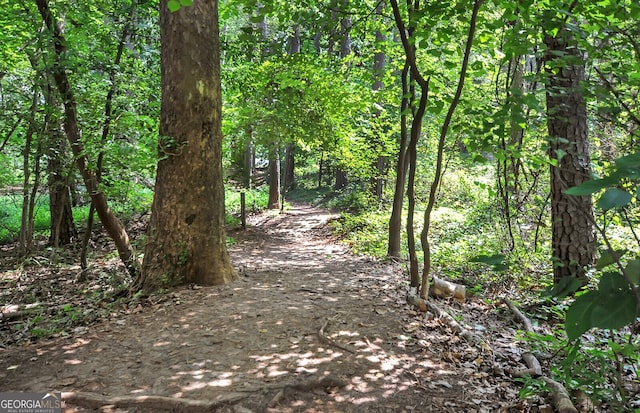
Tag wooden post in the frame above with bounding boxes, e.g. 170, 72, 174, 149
240, 191, 246, 229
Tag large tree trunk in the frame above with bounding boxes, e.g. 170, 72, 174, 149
137, 0, 236, 292
35, 0, 140, 279
544, 29, 595, 284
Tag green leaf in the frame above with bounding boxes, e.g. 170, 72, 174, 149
615, 152, 640, 177
598, 271, 629, 295
615, 152, 640, 169
596, 249, 627, 270
624, 258, 640, 285
180, 0, 193, 5
429, 100, 445, 115
168, 0, 181, 12
470, 254, 508, 272
590, 287, 636, 331
543, 276, 584, 299
470, 254, 505, 265
565, 291, 598, 340
564, 177, 617, 195
597, 188, 632, 210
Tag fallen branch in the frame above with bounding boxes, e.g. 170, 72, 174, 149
318, 319, 356, 354
406, 292, 490, 352
430, 276, 466, 302
503, 297, 578, 413
62, 391, 249, 412
1, 303, 65, 322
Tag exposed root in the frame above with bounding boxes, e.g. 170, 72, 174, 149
318, 319, 357, 354
503, 297, 578, 413
406, 291, 491, 352
62, 391, 249, 412
263, 376, 348, 409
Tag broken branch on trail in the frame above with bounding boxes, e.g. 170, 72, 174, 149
430, 276, 466, 302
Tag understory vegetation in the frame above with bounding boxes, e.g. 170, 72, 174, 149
1, 0, 639, 410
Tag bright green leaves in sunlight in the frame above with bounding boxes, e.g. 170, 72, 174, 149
565, 272, 637, 340
469, 254, 508, 272
560, 248, 640, 340
168, 0, 192, 13
565, 152, 640, 211
543, 276, 584, 299
562, 151, 640, 340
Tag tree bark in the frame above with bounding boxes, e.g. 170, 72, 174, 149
387, 61, 410, 259
283, 25, 300, 194
389, 0, 432, 290
268, 142, 281, 209
418, 0, 483, 298
284, 143, 295, 191
35, 0, 140, 279
405, 70, 428, 290
136, 0, 236, 292
243, 130, 255, 188
544, 29, 595, 284
47, 131, 75, 247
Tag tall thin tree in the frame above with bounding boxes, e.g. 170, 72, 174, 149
35, 0, 140, 279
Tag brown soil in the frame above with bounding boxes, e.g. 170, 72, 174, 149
1, 204, 538, 412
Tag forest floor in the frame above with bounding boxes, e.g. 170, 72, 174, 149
1, 203, 551, 412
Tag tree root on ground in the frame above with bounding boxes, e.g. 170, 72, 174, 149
62, 391, 250, 412
266, 376, 348, 408
63, 377, 348, 412
317, 319, 357, 354
502, 297, 578, 413
406, 291, 491, 352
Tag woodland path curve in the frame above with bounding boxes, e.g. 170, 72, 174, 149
1, 203, 525, 412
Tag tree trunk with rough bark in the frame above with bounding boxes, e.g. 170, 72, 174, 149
136, 0, 236, 292
544, 29, 595, 284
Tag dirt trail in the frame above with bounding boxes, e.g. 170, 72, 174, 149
0, 204, 526, 412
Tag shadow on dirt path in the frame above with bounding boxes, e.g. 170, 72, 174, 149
0, 203, 525, 412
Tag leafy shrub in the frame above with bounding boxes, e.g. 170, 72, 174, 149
225, 185, 270, 223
